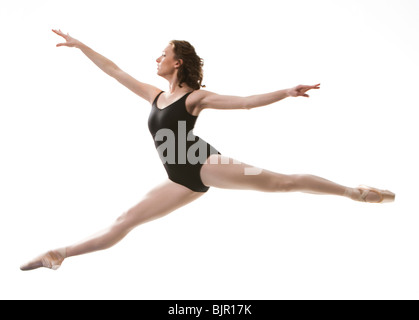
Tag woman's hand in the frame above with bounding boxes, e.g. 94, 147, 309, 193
52, 29, 83, 48
288, 83, 320, 98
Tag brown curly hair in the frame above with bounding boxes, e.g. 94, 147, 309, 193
170, 40, 205, 90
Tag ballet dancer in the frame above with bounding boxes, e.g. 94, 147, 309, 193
20, 30, 395, 271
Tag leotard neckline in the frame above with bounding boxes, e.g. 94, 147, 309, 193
154, 91, 194, 111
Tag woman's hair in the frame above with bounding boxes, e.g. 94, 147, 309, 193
170, 40, 205, 90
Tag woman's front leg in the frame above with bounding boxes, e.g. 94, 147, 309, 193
20, 180, 204, 271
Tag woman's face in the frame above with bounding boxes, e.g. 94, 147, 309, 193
156, 44, 180, 77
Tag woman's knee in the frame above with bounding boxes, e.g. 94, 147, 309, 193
115, 204, 149, 230
264, 174, 297, 192
114, 211, 134, 233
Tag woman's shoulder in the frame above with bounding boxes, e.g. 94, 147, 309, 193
188, 89, 215, 102
187, 89, 212, 116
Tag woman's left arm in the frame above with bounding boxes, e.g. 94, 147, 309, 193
197, 84, 320, 111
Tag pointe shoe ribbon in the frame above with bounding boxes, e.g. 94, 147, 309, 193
41, 251, 64, 270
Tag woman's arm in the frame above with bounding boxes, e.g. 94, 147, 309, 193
196, 84, 320, 112
52, 29, 160, 103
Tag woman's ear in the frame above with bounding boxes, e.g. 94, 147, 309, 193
175, 59, 183, 69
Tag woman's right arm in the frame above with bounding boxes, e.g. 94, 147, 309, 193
52, 29, 161, 104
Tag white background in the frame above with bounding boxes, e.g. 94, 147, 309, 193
1, 0, 418, 300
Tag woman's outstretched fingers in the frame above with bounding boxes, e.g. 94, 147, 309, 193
52, 29, 81, 48
53, 29, 67, 47
52, 29, 65, 37
288, 84, 320, 98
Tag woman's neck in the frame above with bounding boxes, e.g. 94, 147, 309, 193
167, 79, 192, 95
164, 71, 193, 94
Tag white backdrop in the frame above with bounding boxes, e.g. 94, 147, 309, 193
1, 0, 418, 300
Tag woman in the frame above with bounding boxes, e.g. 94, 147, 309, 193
20, 30, 395, 271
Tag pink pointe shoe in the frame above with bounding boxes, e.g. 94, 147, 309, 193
20, 248, 66, 271
356, 185, 396, 203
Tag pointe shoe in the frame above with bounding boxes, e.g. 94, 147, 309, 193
356, 185, 395, 203
20, 248, 66, 271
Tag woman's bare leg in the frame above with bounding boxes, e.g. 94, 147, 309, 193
20, 180, 204, 271
201, 155, 383, 202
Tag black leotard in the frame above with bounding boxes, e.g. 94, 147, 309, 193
148, 91, 221, 192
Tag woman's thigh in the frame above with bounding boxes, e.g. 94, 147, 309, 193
200, 154, 293, 192
120, 179, 205, 227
